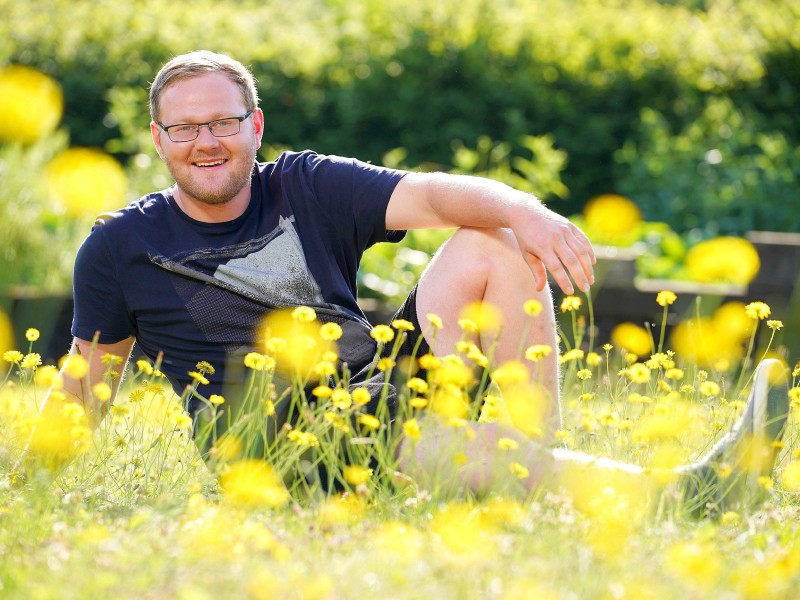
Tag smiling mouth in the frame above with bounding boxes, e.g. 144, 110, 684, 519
194, 159, 227, 168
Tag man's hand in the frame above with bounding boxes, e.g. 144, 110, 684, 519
508, 202, 595, 295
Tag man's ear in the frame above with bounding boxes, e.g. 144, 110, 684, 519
150, 122, 166, 160
252, 108, 265, 148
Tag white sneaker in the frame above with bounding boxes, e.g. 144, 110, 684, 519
678, 358, 790, 516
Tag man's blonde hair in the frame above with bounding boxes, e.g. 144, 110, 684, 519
149, 50, 259, 121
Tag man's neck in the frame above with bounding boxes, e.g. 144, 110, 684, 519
173, 186, 251, 223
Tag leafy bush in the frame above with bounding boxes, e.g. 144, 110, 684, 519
1, 0, 799, 297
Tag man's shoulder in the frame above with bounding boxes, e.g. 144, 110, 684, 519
92, 192, 170, 230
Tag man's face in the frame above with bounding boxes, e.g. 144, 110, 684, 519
150, 72, 264, 208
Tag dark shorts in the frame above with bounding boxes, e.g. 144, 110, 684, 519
384, 284, 431, 362
345, 285, 431, 417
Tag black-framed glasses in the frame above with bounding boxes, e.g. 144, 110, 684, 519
157, 110, 254, 142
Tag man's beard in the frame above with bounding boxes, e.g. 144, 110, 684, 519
167, 147, 256, 206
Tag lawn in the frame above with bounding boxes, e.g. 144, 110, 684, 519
1, 295, 799, 600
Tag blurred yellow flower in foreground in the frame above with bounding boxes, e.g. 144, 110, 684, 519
28, 395, 91, 470
259, 308, 334, 378
0, 65, 63, 143
460, 301, 502, 334
670, 311, 747, 370
219, 459, 289, 508
583, 194, 642, 238
0, 310, 14, 357
684, 236, 760, 285
610, 322, 652, 358
45, 148, 128, 219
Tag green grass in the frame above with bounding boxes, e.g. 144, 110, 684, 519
2, 298, 800, 599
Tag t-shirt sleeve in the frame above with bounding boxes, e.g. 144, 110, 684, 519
299, 152, 407, 249
71, 226, 135, 344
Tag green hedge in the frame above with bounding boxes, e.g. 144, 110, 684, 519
2, 0, 798, 232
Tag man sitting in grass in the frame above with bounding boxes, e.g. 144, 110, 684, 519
34, 51, 790, 512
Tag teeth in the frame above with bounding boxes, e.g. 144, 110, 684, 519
195, 160, 225, 167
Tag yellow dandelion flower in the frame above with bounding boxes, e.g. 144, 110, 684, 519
219, 460, 289, 508
0, 65, 63, 143
264, 337, 288, 355
188, 371, 209, 385
377, 357, 396, 372
460, 301, 502, 333
286, 430, 319, 447
626, 363, 651, 384
757, 475, 773, 490
646, 352, 673, 369
579, 392, 594, 402
656, 290, 677, 307
721, 511, 741, 526
331, 389, 352, 410
558, 349, 585, 364
312, 385, 333, 399
136, 359, 153, 375
351, 387, 371, 407
418, 353, 441, 371
92, 382, 112, 402
560, 295, 582, 313
21, 353, 42, 370
343, 465, 373, 486
265, 399, 276, 416
407, 377, 429, 394
195, 361, 215, 375
457, 317, 479, 334
509, 462, 530, 479
25, 328, 40, 342
35, 365, 61, 388
409, 397, 428, 409
699, 381, 721, 397
497, 437, 519, 451
46, 148, 128, 219
63, 354, 89, 380
491, 361, 529, 387
685, 236, 760, 285
357, 414, 381, 431
577, 369, 592, 380
525, 344, 553, 362
779, 462, 800, 492
610, 322, 651, 357
402, 418, 421, 441
320, 322, 343, 341
209, 394, 225, 406
324, 411, 350, 433
745, 301, 771, 320
426, 313, 444, 330
391, 319, 415, 332
3, 350, 23, 364
244, 352, 268, 371
767, 320, 783, 330
586, 352, 602, 367
583, 194, 642, 238
523, 299, 543, 317
370, 324, 394, 344
291, 306, 317, 322
665, 368, 685, 380
313, 360, 337, 377
101, 353, 123, 366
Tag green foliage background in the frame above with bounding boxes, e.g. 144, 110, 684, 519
1, 0, 799, 297
0, 0, 800, 226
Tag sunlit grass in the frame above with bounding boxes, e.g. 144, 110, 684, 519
1, 293, 800, 598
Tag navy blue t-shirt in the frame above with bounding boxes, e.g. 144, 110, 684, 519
72, 150, 406, 400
